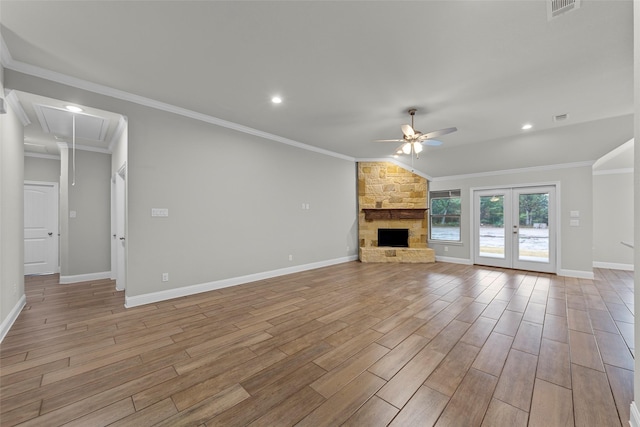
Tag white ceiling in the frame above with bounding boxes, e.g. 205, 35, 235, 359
1, 0, 634, 176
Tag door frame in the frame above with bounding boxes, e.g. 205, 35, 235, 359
24, 180, 59, 275
110, 162, 127, 291
470, 182, 560, 274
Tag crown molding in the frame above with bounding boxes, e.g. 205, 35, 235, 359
55, 141, 110, 154
4, 90, 31, 126
429, 161, 595, 182
1, 37, 354, 163
24, 152, 61, 160
593, 168, 634, 176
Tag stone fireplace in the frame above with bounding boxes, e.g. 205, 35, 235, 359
358, 162, 435, 263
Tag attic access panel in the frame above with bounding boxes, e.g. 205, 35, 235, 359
33, 104, 109, 142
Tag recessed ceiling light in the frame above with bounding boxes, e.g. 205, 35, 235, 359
65, 105, 83, 113
521, 123, 533, 130
271, 96, 282, 104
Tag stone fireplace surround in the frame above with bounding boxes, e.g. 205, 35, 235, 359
358, 162, 435, 263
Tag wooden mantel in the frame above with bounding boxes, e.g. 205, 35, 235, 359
362, 208, 428, 221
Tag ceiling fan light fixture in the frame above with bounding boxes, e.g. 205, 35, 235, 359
402, 142, 412, 154
413, 142, 423, 153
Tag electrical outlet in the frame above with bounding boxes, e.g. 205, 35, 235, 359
288, 254, 293, 261
13, 283, 17, 295
444, 246, 449, 252
162, 273, 169, 282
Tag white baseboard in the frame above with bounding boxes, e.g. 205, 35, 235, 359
593, 261, 634, 271
435, 256, 473, 265
557, 269, 595, 279
125, 255, 359, 308
59, 271, 112, 284
630, 401, 640, 427
0, 295, 26, 343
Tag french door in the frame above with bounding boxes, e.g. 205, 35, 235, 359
473, 186, 556, 273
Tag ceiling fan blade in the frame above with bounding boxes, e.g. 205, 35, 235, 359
422, 127, 457, 139
373, 139, 405, 142
401, 124, 415, 137
424, 139, 443, 146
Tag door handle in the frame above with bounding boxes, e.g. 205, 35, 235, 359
48, 232, 53, 236
119, 237, 126, 241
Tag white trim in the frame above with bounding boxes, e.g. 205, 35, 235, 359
125, 255, 358, 308
557, 269, 594, 279
592, 138, 634, 170
0, 295, 26, 343
592, 168, 634, 175
630, 402, 640, 427
4, 90, 31, 126
2, 49, 354, 163
430, 161, 594, 182
72, 144, 111, 154
59, 271, 111, 284
435, 256, 473, 265
593, 261, 634, 271
53, 141, 110, 154
108, 115, 128, 153
24, 152, 61, 160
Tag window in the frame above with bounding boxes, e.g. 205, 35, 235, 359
429, 190, 461, 241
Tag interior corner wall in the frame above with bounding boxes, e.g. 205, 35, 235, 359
593, 172, 634, 268
0, 71, 26, 339
429, 165, 594, 276
3, 70, 358, 303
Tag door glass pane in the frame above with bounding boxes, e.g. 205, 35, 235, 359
479, 195, 505, 258
518, 192, 549, 263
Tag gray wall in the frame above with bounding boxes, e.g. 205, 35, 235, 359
593, 171, 634, 268
0, 70, 25, 338
4, 70, 358, 302
24, 155, 60, 183
429, 165, 594, 276
65, 150, 112, 276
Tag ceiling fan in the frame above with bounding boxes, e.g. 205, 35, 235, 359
375, 109, 457, 159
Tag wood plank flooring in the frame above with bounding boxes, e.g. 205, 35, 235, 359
0, 262, 634, 426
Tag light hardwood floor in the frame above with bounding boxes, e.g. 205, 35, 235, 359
0, 262, 634, 426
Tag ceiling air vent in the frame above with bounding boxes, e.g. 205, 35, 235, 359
547, 0, 581, 21
553, 113, 569, 122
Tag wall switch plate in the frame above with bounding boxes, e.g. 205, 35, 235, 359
69, 210, 77, 218
288, 255, 293, 261
570, 210, 580, 218
162, 273, 169, 282
152, 208, 169, 217
570, 219, 580, 227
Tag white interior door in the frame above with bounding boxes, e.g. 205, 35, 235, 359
24, 182, 59, 275
474, 185, 556, 273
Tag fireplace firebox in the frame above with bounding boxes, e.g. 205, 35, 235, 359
378, 228, 409, 248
